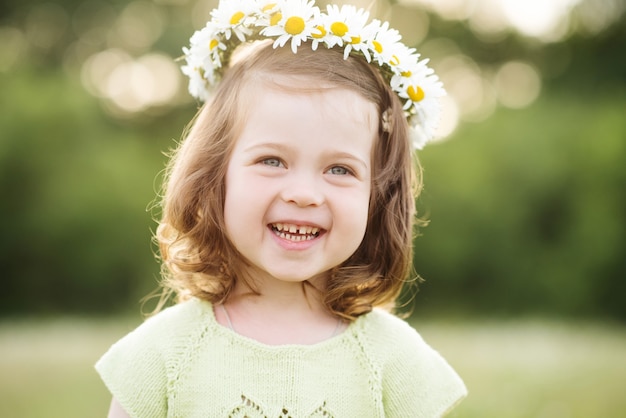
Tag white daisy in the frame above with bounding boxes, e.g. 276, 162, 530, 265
324, 4, 369, 49
260, 0, 320, 54
408, 123, 429, 150
187, 23, 226, 68
367, 20, 402, 67
210, 0, 256, 41
254, 0, 283, 27
409, 95, 442, 144
181, 64, 211, 102
403, 72, 445, 140
343, 15, 377, 61
393, 64, 443, 106
386, 42, 419, 76
309, 12, 330, 51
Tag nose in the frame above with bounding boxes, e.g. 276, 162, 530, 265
280, 170, 325, 207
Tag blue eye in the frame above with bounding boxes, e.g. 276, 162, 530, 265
328, 166, 350, 175
262, 158, 282, 167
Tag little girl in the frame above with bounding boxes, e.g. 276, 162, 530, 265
96, 1, 467, 417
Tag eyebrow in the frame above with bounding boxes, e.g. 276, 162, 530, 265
242, 142, 289, 154
324, 150, 369, 172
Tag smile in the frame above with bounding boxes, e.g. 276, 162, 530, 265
270, 223, 321, 242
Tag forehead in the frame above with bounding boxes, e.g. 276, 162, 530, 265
247, 75, 378, 128
233, 81, 378, 159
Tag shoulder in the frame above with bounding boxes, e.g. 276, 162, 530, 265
127, 298, 213, 343
97, 298, 212, 359
355, 309, 467, 417
362, 308, 418, 335
356, 309, 436, 370
357, 308, 426, 351
100, 298, 215, 367
95, 298, 215, 417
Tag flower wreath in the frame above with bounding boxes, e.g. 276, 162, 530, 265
180, 0, 445, 149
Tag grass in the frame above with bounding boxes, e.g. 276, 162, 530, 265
0, 317, 624, 417
0, 318, 138, 418
416, 319, 626, 418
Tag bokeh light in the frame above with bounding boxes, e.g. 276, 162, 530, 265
81, 49, 181, 114
109, 0, 165, 52
0, 27, 27, 72
500, 0, 579, 41
6, 0, 622, 126
434, 95, 460, 140
494, 61, 542, 109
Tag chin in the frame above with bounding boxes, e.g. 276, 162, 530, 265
265, 269, 328, 285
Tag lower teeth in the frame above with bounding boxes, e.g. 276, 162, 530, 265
276, 231, 314, 241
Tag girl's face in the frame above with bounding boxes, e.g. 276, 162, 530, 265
223, 83, 377, 286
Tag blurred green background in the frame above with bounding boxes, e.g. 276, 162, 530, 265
1, 0, 625, 417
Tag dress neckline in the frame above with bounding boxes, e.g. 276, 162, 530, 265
201, 299, 358, 351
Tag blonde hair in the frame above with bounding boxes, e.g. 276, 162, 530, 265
155, 41, 421, 320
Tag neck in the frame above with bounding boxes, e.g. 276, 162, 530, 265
231, 268, 328, 314
218, 273, 343, 345
233, 281, 324, 318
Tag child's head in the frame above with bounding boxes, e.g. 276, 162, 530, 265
156, 1, 444, 319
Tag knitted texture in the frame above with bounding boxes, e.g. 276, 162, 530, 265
96, 298, 466, 417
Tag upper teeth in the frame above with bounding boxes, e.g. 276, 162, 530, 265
273, 223, 319, 235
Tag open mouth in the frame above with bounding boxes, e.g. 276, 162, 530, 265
270, 223, 321, 242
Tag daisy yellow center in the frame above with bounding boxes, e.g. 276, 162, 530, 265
262, 3, 276, 12
331, 21, 348, 36
270, 12, 282, 26
372, 40, 383, 53
407, 85, 425, 102
285, 16, 305, 35
312, 25, 326, 39
209, 39, 219, 51
389, 54, 400, 66
401, 70, 412, 77
230, 11, 245, 25
350, 36, 361, 44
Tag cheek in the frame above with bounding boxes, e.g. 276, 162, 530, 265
223, 168, 266, 239
342, 188, 371, 238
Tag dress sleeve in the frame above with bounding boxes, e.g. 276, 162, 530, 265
95, 320, 169, 418
380, 317, 467, 418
